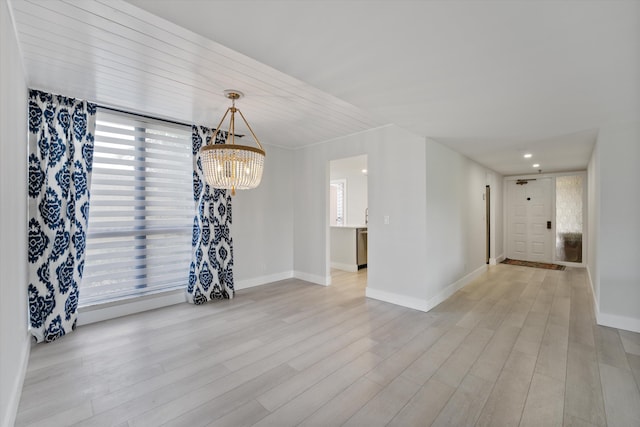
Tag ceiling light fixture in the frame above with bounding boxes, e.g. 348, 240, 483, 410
200, 90, 265, 196
532, 163, 540, 168
523, 153, 532, 158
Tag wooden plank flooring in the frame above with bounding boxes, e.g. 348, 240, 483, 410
15, 265, 640, 426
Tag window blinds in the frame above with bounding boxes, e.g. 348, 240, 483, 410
81, 110, 193, 305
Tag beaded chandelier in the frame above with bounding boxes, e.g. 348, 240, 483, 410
200, 90, 265, 196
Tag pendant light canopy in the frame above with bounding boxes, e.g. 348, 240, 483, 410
201, 90, 265, 196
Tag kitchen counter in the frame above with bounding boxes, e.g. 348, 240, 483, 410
330, 226, 367, 272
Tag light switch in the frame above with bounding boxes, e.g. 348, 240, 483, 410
384, 215, 390, 225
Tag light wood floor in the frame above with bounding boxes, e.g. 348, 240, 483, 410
15, 265, 640, 427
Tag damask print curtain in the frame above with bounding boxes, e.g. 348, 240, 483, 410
187, 126, 234, 304
27, 90, 96, 342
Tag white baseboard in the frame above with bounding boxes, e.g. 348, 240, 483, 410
294, 271, 331, 286
78, 289, 186, 326
424, 264, 488, 312
586, 265, 600, 323
587, 266, 640, 333
235, 271, 294, 290
489, 254, 505, 265
330, 262, 358, 272
597, 311, 640, 333
366, 264, 488, 313
2, 333, 30, 427
77, 270, 307, 326
365, 288, 430, 312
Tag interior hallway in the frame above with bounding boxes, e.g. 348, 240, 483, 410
15, 265, 640, 426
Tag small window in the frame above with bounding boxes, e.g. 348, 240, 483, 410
330, 179, 346, 225
81, 110, 193, 305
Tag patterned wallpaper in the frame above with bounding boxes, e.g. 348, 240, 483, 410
556, 175, 584, 234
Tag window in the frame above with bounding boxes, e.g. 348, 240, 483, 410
330, 179, 346, 225
81, 110, 193, 305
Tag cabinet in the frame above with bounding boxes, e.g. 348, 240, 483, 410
330, 226, 367, 272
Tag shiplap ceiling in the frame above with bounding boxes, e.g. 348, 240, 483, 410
10, 0, 382, 151
10, 0, 639, 175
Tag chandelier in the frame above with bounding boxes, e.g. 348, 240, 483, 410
200, 90, 265, 196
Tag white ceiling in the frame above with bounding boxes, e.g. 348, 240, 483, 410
330, 155, 368, 179
10, 0, 639, 176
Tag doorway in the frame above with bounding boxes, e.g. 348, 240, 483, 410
506, 177, 553, 263
486, 185, 490, 264
328, 155, 368, 276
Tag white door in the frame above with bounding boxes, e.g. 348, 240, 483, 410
507, 178, 553, 263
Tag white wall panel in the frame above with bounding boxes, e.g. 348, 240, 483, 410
293, 125, 500, 309
0, 1, 30, 425
10, 0, 381, 149
593, 121, 640, 332
233, 144, 294, 287
588, 141, 600, 306
424, 138, 490, 302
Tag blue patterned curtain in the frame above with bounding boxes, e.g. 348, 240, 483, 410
27, 90, 96, 343
187, 126, 234, 304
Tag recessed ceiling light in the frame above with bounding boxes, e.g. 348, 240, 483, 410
523, 153, 532, 158
533, 163, 540, 168
361, 169, 368, 174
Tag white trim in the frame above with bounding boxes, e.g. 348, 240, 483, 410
424, 265, 488, 312
365, 288, 429, 312
330, 262, 358, 272
597, 311, 640, 334
78, 289, 186, 326
587, 265, 599, 322
2, 335, 30, 427
554, 260, 586, 268
366, 264, 488, 313
588, 266, 640, 333
294, 271, 331, 286
503, 170, 587, 180
235, 271, 294, 290
586, 265, 598, 304
489, 253, 505, 265
77, 271, 297, 325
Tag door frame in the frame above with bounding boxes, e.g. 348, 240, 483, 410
505, 176, 555, 263
486, 185, 490, 264
503, 171, 587, 266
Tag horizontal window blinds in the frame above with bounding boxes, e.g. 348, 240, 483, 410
81, 110, 193, 305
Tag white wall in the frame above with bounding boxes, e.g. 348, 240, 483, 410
0, 0, 30, 425
490, 170, 504, 262
330, 227, 358, 271
293, 125, 428, 288
587, 141, 600, 305
233, 144, 294, 288
293, 127, 396, 284
366, 127, 428, 307
589, 121, 640, 332
293, 125, 500, 311
423, 139, 492, 307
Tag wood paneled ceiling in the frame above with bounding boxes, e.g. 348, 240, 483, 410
10, 0, 382, 149
9, 0, 639, 174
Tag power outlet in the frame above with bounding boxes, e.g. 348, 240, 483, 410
384, 215, 390, 225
